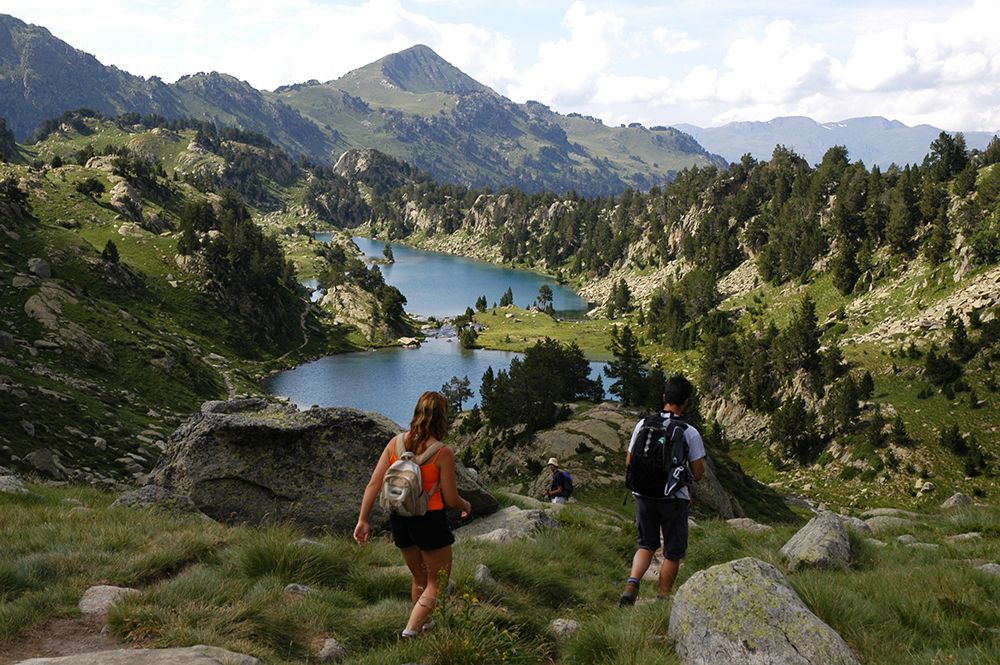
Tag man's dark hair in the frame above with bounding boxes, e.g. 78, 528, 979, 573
663, 375, 693, 407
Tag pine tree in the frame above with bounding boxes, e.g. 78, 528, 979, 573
604, 325, 646, 407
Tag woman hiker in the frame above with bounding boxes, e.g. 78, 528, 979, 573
354, 391, 472, 639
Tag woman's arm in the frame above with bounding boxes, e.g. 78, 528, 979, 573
435, 446, 470, 517
353, 439, 394, 547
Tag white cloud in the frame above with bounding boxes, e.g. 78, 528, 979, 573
5, 0, 1000, 130
653, 28, 701, 54
505, 2, 627, 105
716, 21, 834, 105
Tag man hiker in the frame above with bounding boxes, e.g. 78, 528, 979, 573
619, 376, 705, 606
541, 457, 568, 504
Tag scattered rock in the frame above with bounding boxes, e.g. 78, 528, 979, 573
668, 557, 860, 665
24, 448, 64, 480
27, 258, 51, 278
865, 515, 916, 533
780, 511, 851, 572
78, 585, 141, 615
946, 532, 982, 542
283, 583, 317, 597
941, 492, 973, 510
835, 514, 873, 534
1, 473, 28, 494
472, 563, 498, 588
725, 518, 772, 533
978, 563, 1000, 577
319, 638, 347, 663
549, 618, 581, 642
474, 527, 520, 543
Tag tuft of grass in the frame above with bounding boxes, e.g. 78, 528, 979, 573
561, 603, 677, 665
227, 522, 353, 587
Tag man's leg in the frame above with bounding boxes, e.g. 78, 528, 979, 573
659, 557, 681, 597
629, 547, 655, 581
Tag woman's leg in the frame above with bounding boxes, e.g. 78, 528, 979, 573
399, 544, 428, 605
404, 544, 452, 632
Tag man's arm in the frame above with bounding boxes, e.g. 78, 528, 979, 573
691, 457, 705, 481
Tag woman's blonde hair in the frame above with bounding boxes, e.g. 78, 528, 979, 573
407, 391, 448, 454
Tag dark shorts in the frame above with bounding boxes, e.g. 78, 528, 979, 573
634, 496, 689, 560
389, 509, 455, 551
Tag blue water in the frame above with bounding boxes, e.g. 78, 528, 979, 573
315, 235, 592, 319
269, 235, 605, 423
266, 336, 608, 426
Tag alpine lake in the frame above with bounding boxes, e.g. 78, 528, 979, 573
266, 236, 609, 426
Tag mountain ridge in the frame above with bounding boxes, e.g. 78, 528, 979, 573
679, 115, 1000, 168
0, 15, 722, 195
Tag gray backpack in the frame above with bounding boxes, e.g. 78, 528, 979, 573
379, 434, 444, 517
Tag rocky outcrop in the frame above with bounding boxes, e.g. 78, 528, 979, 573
780, 511, 851, 572
148, 399, 497, 534
668, 557, 861, 665
454, 505, 561, 541
463, 402, 744, 520
23, 281, 115, 365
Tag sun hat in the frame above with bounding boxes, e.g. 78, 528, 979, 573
547, 457, 559, 467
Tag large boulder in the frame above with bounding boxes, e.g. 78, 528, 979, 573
148, 399, 497, 534
780, 511, 851, 572
668, 557, 860, 665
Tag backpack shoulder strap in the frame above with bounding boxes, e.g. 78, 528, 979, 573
414, 440, 445, 465
394, 433, 407, 459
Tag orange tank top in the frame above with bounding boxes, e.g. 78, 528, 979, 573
389, 436, 445, 511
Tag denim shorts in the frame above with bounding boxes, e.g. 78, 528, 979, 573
634, 496, 689, 560
389, 509, 455, 551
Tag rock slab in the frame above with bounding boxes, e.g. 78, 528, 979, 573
668, 557, 860, 665
14, 645, 258, 665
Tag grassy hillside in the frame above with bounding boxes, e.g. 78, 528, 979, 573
0, 117, 400, 484
1, 481, 999, 664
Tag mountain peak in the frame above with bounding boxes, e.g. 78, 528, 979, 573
335, 44, 490, 95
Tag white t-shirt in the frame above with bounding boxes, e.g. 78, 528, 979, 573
627, 412, 706, 501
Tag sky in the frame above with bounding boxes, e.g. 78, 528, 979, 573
3, 0, 1000, 132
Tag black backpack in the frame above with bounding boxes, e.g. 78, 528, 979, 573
626, 413, 693, 498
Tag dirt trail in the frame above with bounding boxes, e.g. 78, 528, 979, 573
0, 616, 132, 665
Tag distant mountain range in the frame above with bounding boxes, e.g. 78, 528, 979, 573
677, 116, 999, 169
0, 14, 722, 195
2, 12, 996, 193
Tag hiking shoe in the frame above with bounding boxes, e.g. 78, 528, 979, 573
618, 580, 640, 607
